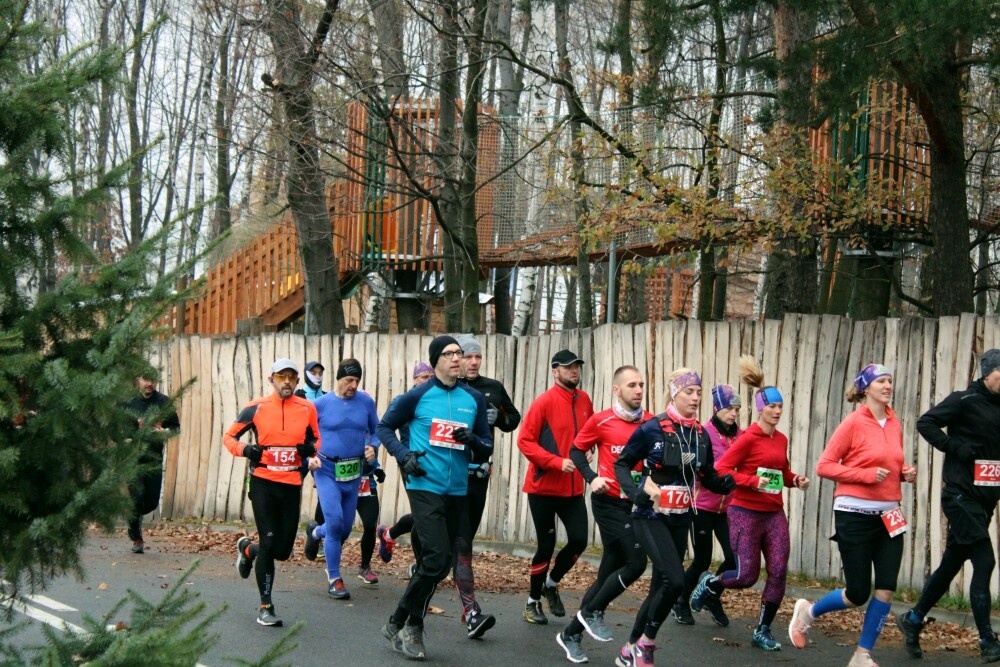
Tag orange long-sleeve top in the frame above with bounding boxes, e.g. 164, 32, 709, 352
816, 404, 904, 502
224, 392, 320, 486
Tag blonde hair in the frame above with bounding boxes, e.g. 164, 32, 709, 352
739, 355, 765, 389
845, 384, 865, 404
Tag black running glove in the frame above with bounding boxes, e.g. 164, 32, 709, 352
374, 468, 386, 484
242, 444, 263, 462
399, 450, 427, 481
452, 426, 478, 446
296, 442, 316, 459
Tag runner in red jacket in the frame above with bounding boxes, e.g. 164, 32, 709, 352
517, 349, 594, 625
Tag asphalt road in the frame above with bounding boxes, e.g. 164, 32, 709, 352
4, 532, 985, 666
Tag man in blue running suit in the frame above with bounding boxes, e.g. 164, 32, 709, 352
377, 335, 493, 661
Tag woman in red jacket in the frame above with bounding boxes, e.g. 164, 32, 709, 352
787, 364, 917, 667
690, 355, 810, 653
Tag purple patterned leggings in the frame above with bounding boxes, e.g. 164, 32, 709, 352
718, 506, 790, 605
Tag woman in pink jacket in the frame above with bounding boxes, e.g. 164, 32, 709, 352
788, 364, 917, 667
673, 384, 742, 627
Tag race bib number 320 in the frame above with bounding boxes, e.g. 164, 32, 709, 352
430, 419, 466, 449
974, 460, 1000, 486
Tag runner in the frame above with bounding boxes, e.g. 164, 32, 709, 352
303, 358, 380, 601
518, 349, 595, 625
673, 384, 741, 627
787, 364, 917, 667
125, 373, 181, 554
895, 349, 1000, 662
377, 336, 493, 660
611, 368, 735, 667
224, 358, 320, 627
355, 436, 386, 585
294, 361, 326, 401
555, 365, 651, 664
376, 361, 434, 567
690, 355, 810, 652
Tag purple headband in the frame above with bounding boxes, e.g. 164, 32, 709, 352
754, 387, 783, 411
669, 371, 702, 398
854, 364, 891, 392
412, 361, 433, 379
712, 384, 741, 411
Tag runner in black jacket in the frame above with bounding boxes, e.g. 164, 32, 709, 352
897, 349, 1000, 663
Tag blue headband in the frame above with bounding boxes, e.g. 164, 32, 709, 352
754, 387, 783, 411
854, 364, 891, 392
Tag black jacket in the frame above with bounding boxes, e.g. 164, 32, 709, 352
464, 374, 521, 465
615, 413, 731, 525
126, 391, 180, 459
917, 379, 1000, 505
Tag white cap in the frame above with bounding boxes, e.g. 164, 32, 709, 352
270, 358, 299, 374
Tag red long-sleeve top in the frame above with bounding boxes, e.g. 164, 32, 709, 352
715, 422, 799, 512
816, 405, 904, 502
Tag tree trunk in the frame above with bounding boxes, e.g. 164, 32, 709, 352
763, 0, 817, 318
458, 0, 489, 333
512, 266, 537, 335
213, 20, 233, 238
262, 0, 345, 334
435, 1, 462, 332
555, 0, 592, 328
125, 0, 147, 248
366, 0, 408, 103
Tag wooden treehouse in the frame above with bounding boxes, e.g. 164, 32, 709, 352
168, 81, 962, 335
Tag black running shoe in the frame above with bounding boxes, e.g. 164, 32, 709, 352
543, 585, 566, 617
896, 610, 924, 658
303, 521, 320, 561
672, 599, 694, 625
236, 536, 253, 579
981, 634, 1000, 663
524, 600, 548, 625
703, 593, 730, 627
466, 611, 496, 639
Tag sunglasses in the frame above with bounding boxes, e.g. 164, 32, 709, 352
272, 372, 299, 382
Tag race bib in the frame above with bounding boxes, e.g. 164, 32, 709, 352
657, 485, 692, 514
621, 471, 643, 499
358, 477, 372, 497
974, 460, 1000, 486
334, 457, 362, 482
429, 418, 466, 449
881, 506, 909, 537
756, 467, 783, 494
262, 447, 299, 471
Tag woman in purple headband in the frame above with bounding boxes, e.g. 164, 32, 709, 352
672, 383, 742, 628
691, 356, 810, 653
788, 364, 916, 667
612, 367, 736, 666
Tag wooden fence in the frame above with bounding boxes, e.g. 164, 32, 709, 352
152, 314, 1000, 596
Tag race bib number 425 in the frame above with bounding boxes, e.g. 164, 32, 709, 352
974, 460, 1000, 486
430, 419, 466, 449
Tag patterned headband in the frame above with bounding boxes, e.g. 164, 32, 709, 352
670, 371, 702, 398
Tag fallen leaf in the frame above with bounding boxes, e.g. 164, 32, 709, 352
98, 582, 108, 590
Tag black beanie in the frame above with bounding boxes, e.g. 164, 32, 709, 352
337, 359, 363, 380
429, 335, 459, 368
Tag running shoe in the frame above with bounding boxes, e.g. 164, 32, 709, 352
382, 619, 403, 652
633, 639, 655, 667
131, 540, 145, 554
703, 593, 729, 627
615, 643, 635, 667
376, 524, 396, 563
303, 521, 320, 561
788, 598, 813, 649
689, 571, 716, 612
751, 624, 782, 651
671, 599, 694, 625
256, 604, 282, 627
398, 623, 426, 660
556, 630, 589, 664
235, 536, 254, 579
578, 609, 613, 642
543, 585, 566, 617
847, 651, 879, 667
466, 611, 496, 639
328, 578, 351, 600
357, 567, 378, 585
982, 634, 1000, 664
524, 600, 548, 624
895, 610, 924, 658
